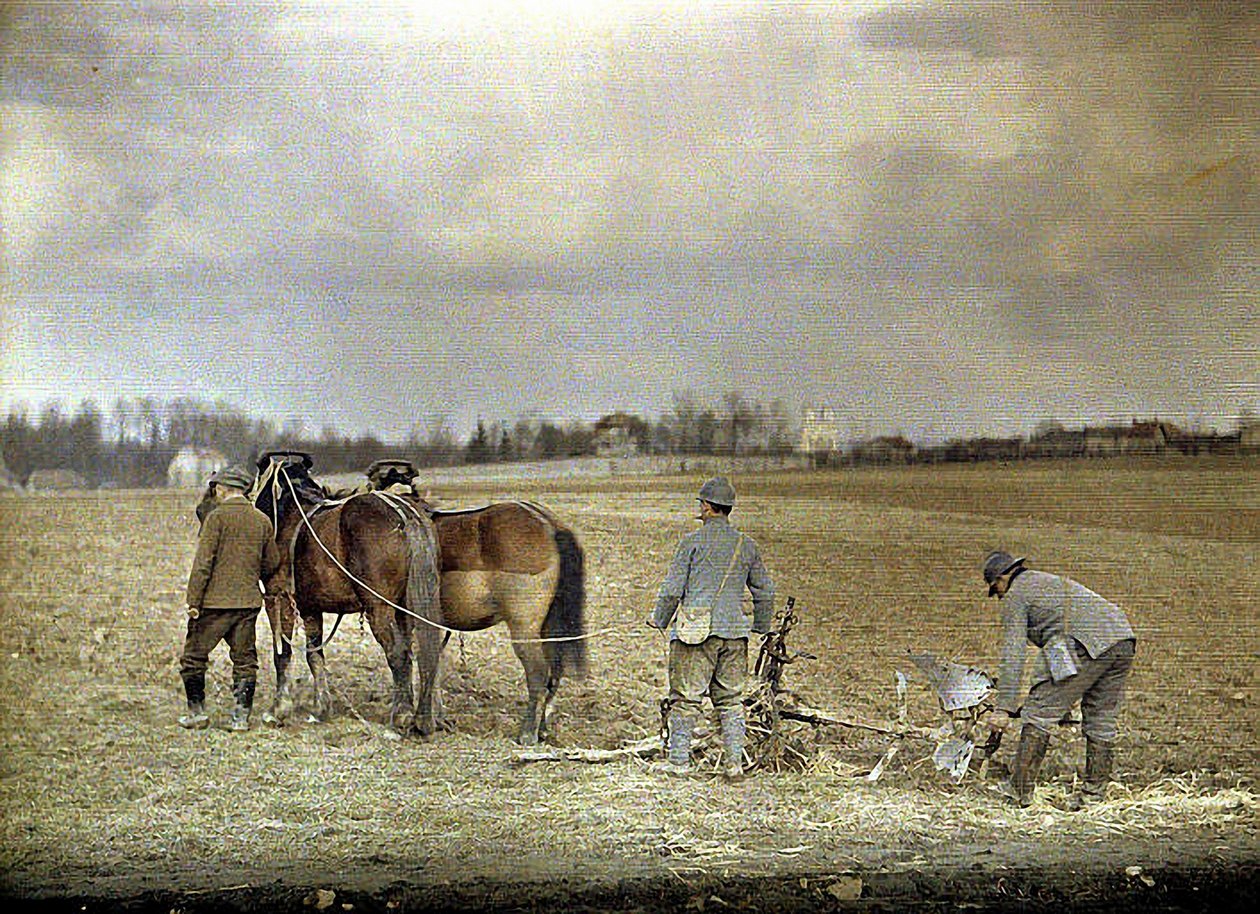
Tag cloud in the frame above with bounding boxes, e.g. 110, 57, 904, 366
1, 1, 1256, 440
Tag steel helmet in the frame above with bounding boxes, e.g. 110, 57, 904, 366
697, 476, 736, 507
982, 550, 1026, 586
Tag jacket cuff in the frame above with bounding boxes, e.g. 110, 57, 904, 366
653, 597, 680, 629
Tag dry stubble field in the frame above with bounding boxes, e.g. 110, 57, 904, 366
0, 457, 1256, 913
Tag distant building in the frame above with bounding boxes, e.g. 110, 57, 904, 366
593, 426, 637, 458
1083, 420, 1170, 457
25, 468, 89, 491
167, 447, 229, 488
591, 413, 645, 458
1240, 417, 1260, 454
1025, 423, 1085, 459
799, 408, 846, 458
850, 435, 916, 465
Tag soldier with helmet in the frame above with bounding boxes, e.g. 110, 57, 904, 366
982, 550, 1137, 809
647, 477, 775, 779
180, 464, 282, 732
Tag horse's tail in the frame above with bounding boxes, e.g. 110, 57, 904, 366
403, 512, 442, 625
542, 525, 587, 684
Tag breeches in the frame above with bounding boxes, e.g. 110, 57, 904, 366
181, 608, 260, 679
1023, 638, 1136, 742
668, 636, 748, 716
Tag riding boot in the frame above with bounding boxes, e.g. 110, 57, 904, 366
1006, 725, 1050, 808
718, 707, 747, 780
1068, 739, 1115, 810
229, 678, 256, 732
661, 710, 696, 775
178, 674, 209, 730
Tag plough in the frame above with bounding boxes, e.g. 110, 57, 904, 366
745, 596, 1003, 781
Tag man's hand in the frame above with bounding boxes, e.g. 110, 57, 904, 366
987, 709, 1012, 732
187, 605, 200, 620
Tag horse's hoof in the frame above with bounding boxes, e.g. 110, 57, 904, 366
261, 711, 284, 728
305, 714, 323, 724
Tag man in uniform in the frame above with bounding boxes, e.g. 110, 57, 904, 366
647, 477, 775, 779
180, 464, 282, 731
983, 550, 1137, 808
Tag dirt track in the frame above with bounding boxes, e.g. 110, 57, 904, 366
1, 458, 1256, 912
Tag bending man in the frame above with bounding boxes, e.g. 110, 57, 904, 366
983, 550, 1137, 808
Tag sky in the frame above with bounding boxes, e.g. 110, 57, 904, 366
2, 0, 1257, 444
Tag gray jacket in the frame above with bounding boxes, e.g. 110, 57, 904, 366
996, 569, 1136, 712
651, 516, 774, 641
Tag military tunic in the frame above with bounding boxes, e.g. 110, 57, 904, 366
650, 516, 774, 715
652, 515, 774, 639
996, 568, 1136, 742
182, 495, 282, 680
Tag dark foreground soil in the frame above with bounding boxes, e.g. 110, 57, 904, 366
4, 867, 1256, 914
5, 837, 1256, 914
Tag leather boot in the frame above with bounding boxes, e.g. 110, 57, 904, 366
229, 678, 256, 732
179, 674, 209, 730
659, 709, 696, 775
718, 707, 747, 780
1006, 725, 1050, 807
1068, 739, 1114, 810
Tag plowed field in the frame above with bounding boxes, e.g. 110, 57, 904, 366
1, 458, 1256, 912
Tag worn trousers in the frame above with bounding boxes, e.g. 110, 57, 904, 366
180, 608, 261, 680
1023, 638, 1136, 742
667, 636, 748, 716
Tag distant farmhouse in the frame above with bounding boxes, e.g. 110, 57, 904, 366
592, 413, 645, 458
167, 447, 229, 488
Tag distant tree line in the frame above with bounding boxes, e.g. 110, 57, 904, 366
8, 395, 1247, 489
0, 390, 797, 487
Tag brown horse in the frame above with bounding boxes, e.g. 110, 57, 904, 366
424, 500, 588, 743
197, 454, 442, 735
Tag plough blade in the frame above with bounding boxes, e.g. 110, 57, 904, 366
908, 650, 994, 712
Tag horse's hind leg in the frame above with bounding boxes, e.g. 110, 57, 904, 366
413, 623, 447, 738
302, 612, 332, 723
509, 636, 554, 746
262, 593, 297, 726
366, 604, 416, 734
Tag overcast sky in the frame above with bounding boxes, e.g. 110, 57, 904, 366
2, 0, 1256, 443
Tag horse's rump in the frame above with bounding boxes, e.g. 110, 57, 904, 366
432, 500, 586, 678
432, 501, 557, 574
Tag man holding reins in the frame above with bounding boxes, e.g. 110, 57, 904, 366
647, 477, 775, 779
180, 464, 281, 732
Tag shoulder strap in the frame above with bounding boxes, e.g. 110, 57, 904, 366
716, 533, 745, 594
